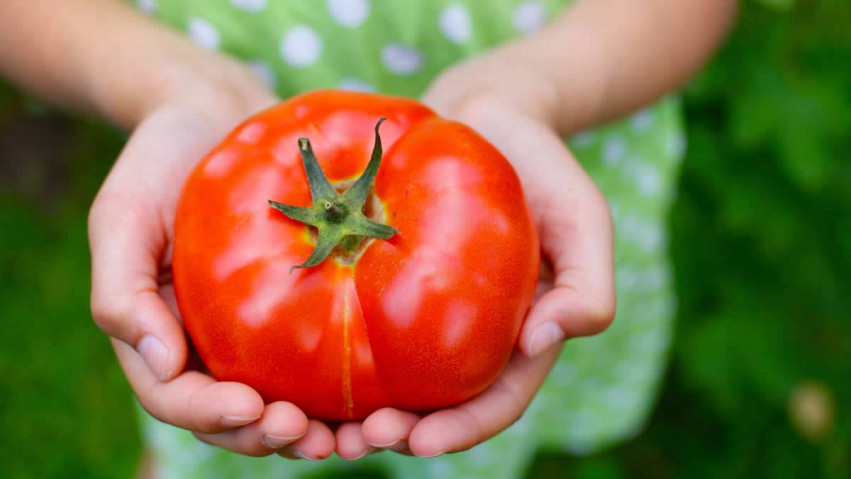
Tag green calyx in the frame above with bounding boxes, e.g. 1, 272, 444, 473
268, 118, 399, 271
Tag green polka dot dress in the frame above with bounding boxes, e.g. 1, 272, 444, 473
133, 0, 685, 477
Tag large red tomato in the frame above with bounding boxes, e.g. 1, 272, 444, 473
173, 90, 539, 421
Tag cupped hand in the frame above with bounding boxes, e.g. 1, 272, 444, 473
87, 71, 336, 460
334, 50, 616, 459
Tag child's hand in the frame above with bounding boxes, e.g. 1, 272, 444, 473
330, 0, 738, 458
88, 71, 338, 460
333, 50, 616, 460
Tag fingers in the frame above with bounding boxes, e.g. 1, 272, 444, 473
518, 172, 615, 357
407, 348, 561, 457
475, 113, 615, 358
433, 100, 616, 359
278, 420, 336, 461
335, 422, 375, 460
119, 331, 323, 459
88, 108, 214, 381
352, 350, 559, 459
362, 408, 421, 454
114, 339, 265, 434
194, 401, 308, 457
89, 192, 187, 381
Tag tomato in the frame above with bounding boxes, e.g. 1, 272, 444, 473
173, 90, 539, 421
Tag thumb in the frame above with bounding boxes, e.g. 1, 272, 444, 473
518, 184, 616, 358
520, 284, 616, 358
88, 194, 187, 381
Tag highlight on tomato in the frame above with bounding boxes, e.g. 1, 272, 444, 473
173, 90, 539, 420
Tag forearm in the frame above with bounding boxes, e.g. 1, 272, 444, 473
0, 0, 259, 130
514, 0, 738, 135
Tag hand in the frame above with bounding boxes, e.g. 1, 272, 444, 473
88, 68, 336, 460
333, 50, 616, 459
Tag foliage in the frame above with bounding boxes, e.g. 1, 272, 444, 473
0, 0, 849, 477
0, 105, 139, 477
529, 0, 851, 477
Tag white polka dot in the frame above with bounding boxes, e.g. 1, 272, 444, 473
247, 60, 276, 89
625, 161, 663, 196
513, 2, 547, 35
621, 215, 664, 253
439, 4, 472, 44
603, 135, 626, 167
188, 18, 220, 50
137, 0, 156, 14
338, 77, 375, 93
624, 217, 666, 254
640, 169, 662, 196
381, 43, 424, 75
630, 108, 654, 131
327, 0, 370, 28
230, 0, 266, 12
280, 26, 322, 68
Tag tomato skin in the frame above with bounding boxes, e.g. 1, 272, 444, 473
173, 90, 539, 420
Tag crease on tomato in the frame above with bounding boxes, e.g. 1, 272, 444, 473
340, 272, 354, 418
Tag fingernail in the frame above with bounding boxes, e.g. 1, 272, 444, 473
348, 447, 376, 460
528, 322, 565, 357
369, 438, 401, 449
221, 415, 260, 427
262, 433, 301, 449
290, 449, 321, 461
137, 335, 170, 381
418, 449, 447, 458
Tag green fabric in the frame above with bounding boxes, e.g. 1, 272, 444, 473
133, 0, 685, 477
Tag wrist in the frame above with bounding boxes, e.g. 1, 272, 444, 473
153, 54, 275, 131
424, 46, 559, 129
86, 30, 272, 131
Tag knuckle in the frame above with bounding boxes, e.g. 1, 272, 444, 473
584, 299, 616, 334
90, 294, 125, 333
91, 291, 143, 343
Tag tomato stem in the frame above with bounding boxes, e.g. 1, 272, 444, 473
268, 118, 398, 271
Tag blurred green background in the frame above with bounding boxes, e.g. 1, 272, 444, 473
1, 1, 849, 478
